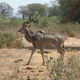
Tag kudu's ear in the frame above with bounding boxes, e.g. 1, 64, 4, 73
28, 24, 31, 28
23, 23, 27, 27
23, 15, 33, 27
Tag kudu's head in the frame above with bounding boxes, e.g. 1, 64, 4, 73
18, 15, 33, 34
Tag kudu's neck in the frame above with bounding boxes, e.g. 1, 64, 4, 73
24, 27, 35, 42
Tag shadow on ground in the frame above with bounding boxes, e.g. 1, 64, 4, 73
23, 45, 80, 52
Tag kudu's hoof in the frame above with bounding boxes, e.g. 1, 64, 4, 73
42, 63, 45, 65
27, 63, 29, 65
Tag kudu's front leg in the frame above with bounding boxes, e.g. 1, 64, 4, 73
27, 47, 36, 65
40, 48, 45, 65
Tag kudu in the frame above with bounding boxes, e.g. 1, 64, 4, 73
18, 15, 65, 65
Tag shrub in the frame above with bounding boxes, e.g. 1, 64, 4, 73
10, 17, 24, 27
0, 17, 10, 30
0, 32, 22, 48
40, 17, 50, 27
46, 56, 80, 80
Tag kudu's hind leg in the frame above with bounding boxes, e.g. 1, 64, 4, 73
54, 44, 65, 61
27, 48, 36, 65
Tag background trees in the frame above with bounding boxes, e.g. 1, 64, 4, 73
0, 2, 14, 18
18, 3, 48, 19
0, 0, 80, 23
18, 6, 27, 19
57, 0, 80, 23
48, 1, 60, 17
26, 4, 47, 17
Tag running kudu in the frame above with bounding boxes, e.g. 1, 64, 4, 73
18, 15, 65, 65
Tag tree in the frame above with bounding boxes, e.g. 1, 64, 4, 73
18, 6, 27, 19
65, 1, 80, 22
26, 3, 47, 17
57, 0, 80, 23
48, 5, 60, 17
0, 2, 14, 18
18, 3, 48, 19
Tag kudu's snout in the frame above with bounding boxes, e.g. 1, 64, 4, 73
18, 28, 24, 34
18, 29, 20, 32
18, 28, 22, 32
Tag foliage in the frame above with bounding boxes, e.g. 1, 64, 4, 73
0, 32, 15, 48
0, 1, 80, 23
0, 32, 22, 48
46, 56, 80, 80
27, 3, 47, 17
10, 17, 25, 26
18, 3, 48, 19
32, 12, 59, 27
33, 16, 51, 27
0, 17, 26, 30
0, 17, 10, 24
48, 3, 60, 17
18, 6, 27, 19
0, 17, 10, 30
57, 0, 80, 23
40, 17, 51, 27
0, 2, 14, 17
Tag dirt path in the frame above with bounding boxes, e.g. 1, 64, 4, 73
0, 37, 80, 80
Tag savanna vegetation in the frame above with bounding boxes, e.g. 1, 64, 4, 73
0, 0, 80, 80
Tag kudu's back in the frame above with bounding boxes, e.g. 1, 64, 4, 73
34, 33, 64, 47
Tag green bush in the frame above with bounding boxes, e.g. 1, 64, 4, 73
0, 32, 22, 48
0, 17, 25, 30
0, 17, 10, 29
46, 56, 80, 80
40, 17, 50, 27
10, 17, 25, 27
33, 16, 59, 27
